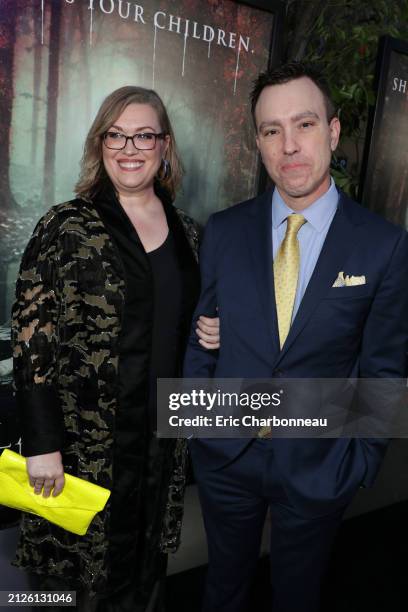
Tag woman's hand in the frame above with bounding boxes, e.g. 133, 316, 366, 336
27, 451, 65, 498
196, 315, 220, 349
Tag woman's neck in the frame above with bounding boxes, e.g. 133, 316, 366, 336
117, 186, 161, 216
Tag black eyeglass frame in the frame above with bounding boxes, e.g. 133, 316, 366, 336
103, 131, 167, 150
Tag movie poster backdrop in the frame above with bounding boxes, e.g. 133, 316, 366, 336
359, 36, 408, 227
0, 0, 283, 492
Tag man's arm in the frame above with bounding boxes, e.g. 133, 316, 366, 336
358, 228, 408, 486
184, 215, 219, 378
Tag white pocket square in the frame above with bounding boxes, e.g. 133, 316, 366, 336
332, 271, 366, 287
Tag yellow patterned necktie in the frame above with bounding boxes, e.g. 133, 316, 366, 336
274, 214, 306, 349
258, 214, 306, 439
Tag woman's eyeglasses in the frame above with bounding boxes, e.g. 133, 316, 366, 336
103, 131, 166, 150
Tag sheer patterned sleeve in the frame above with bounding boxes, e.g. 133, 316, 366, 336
11, 211, 65, 456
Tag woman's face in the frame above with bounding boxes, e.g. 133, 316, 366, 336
102, 103, 169, 199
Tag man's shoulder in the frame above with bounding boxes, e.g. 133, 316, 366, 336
208, 191, 270, 226
339, 191, 406, 242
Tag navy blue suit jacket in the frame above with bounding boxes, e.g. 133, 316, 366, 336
184, 189, 408, 517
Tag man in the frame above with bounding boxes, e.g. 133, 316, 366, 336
184, 61, 408, 612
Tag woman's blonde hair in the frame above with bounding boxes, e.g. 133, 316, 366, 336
75, 86, 183, 201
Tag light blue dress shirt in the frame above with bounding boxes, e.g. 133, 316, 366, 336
272, 177, 339, 320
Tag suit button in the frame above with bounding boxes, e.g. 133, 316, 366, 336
273, 369, 283, 377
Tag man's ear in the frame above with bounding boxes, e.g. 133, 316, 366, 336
329, 116, 341, 151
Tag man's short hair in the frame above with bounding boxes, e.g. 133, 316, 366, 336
250, 61, 337, 129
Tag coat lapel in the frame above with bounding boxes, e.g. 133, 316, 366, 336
245, 190, 280, 357
273, 193, 362, 366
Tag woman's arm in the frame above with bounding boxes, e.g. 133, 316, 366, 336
11, 211, 66, 496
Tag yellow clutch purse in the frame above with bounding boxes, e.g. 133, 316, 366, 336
0, 449, 111, 536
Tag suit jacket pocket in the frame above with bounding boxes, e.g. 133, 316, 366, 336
324, 284, 373, 299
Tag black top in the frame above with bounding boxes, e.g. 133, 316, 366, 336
148, 231, 183, 428
95, 185, 199, 595
98, 192, 152, 434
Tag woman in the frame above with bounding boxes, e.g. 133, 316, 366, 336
11, 86, 219, 611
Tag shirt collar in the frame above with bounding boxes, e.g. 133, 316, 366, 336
272, 177, 339, 232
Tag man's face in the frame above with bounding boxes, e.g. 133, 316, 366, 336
255, 77, 340, 210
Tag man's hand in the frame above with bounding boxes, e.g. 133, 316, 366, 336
27, 451, 65, 498
196, 315, 220, 349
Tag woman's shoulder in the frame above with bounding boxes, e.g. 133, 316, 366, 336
45, 198, 98, 225
24, 199, 101, 257
174, 207, 201, 234
33, 198, 101, 237
174, 207, 202, 256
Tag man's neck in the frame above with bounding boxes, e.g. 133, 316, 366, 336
278, 176, 332, 211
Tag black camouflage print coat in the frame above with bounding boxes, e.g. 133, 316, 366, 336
11, 197, 200, 593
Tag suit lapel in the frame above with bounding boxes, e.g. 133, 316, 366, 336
245, 190, 280, 357
273, 193, 362, 366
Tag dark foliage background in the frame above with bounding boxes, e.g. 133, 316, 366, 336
282, 0, 408, 197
